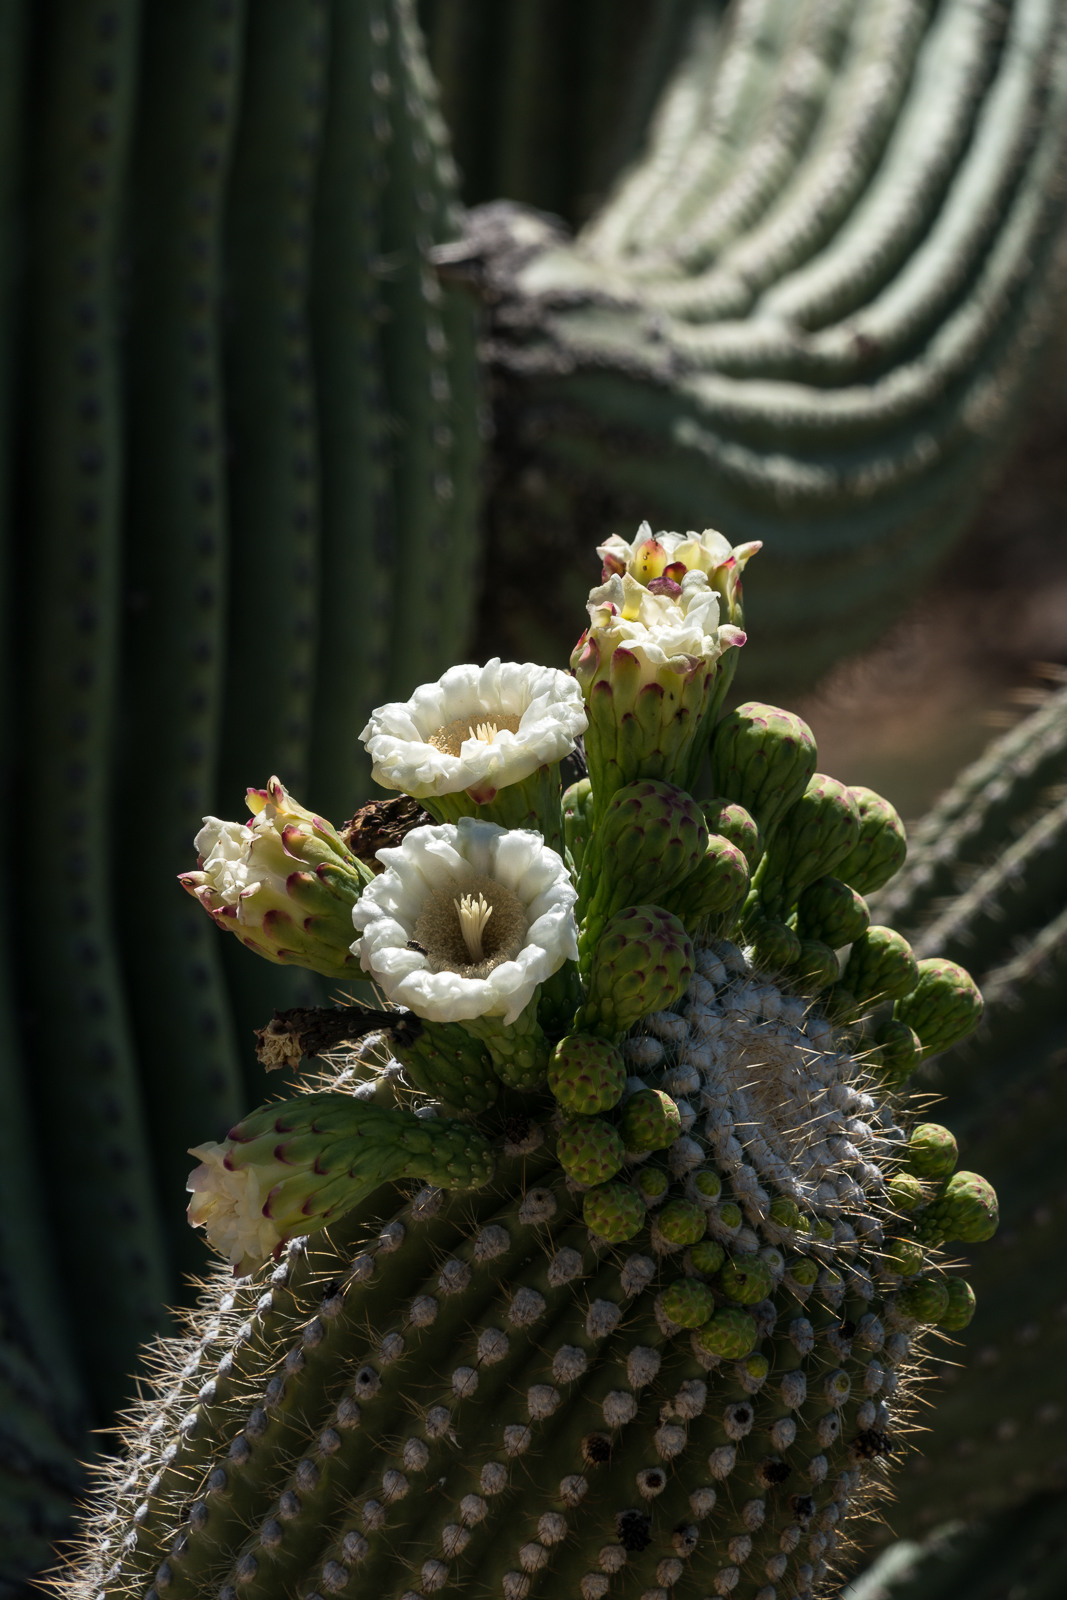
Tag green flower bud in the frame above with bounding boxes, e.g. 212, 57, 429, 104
885, 1238, 924, 1277
714, 1201, 744, 1233
770, 1197, 803, 1230
795, 876, 870, 949
916, 1171, 999, 1245
710, 702, 817, 845
845, 927, 919, 1005
788, 1256, 819, 1287
690, 1169, 723, 1204
556, 1118, 626, 1186
896, 1275, 950, 1323
755, 774, 861, 920
701, 797, 763, 869
689, 1240, 726, 1276
738, 1351, 770, 1385
696, 1308, 758, 1360
575, 905, 694, 1038
834, 786, 908, 897
906, 1123, 958, 1180
939, 1278, 977, 1331
660, 833, 750, 935
888, 1173, 924, 1213
662, 1278, 716, 1327
187, 1093, 495, 1275
577, 780, 707, 968
658, 1199, 707, 1246
790, 939, 841, 995
635, 1167, 670, 1203
181, 777, 373, 978
719, 1253, 775, 1305
749, 915, 801, 971
563, 777, 594, 874
812, 1218, 835, 1241
547, 1034, 627, 1116
876, 1018, 923, 1087
583, 1182, 646, 1243
895, 957, 983, 1058
618, 1088, 682, 1153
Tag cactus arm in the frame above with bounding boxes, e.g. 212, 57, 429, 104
120, 0, 248, 1281
21, 0, 173, 1417
306, 0, 392, 819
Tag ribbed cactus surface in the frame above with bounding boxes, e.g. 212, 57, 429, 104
863, 679, 1067, 1539
456, 0, 1067, 688
60, 524, 999, 1600
3, 0, 479, 1588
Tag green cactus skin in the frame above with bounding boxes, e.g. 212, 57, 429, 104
21, 0, 172, 1418
796, 875, 871, 949
120, 0, 249, 1281
710, 702, 819, 845
844, 926, 919, 1006
65, 915, 1001, 1600
563, 777, 594, 875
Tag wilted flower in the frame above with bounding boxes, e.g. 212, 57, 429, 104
352, 817, 578, 1026
180, 776, 372, 977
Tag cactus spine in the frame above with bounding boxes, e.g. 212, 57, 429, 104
59, 524, 1001, 1600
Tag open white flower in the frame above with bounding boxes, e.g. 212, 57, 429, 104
360, 659, 587, 804
352, 817, 578, 1025
187, 1142, 287, 1276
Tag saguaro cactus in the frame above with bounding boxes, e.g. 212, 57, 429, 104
457, 0, 1067, 687
60, 524, 1000, 1600
3, 0, 479, 1587
863, 679, 1067, 1539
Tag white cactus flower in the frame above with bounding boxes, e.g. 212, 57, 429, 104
360, 659, 587, 804
580, 567, 745, 677
186, 1144, 287, 1276
598, 519, 761, 597
352, 817, 578, 1025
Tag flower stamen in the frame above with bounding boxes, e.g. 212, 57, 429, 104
454, 892, 494, 962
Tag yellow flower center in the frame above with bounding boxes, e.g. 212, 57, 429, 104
427, 713, 523, 757
454, 891, 493, 962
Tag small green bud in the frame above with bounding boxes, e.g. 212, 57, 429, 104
690, 1170, 723, 1204
755, 773, 861, 918
888, 1173, 924, 1213
576, 905, 695, 1038
635, 1167, 670, 1203
938, 1278, 977, 1331
834, 786, 907, 897
696, 1308, 758, 1360
658, 1199, 707, 1247
710, 703, 817, 845
790, 939, 840, 995
788, 1256, 819, 1287
738, 1351, 770, 1385
547, 1034, 627, 1116
583, 1182, 646, 1243
769, 1197, 802, 1230
562, 777, 594, 874
896, 1275, 950, 1323
619, 1088, 682, 1153
795, 875, 870, 949
895, 957, 983, 1058
719, 1253, 775, 1305
885, 1238, 924, 1277
916, 1170, 998, 1245
876, 1019, 923, 1087
701, 797, 763, 869
845, 926, 919, 1004
662, 1278, 716, 1328
556, 1118, 626, 1187
689, 1240, 726, 1276
906, 1123, 958, 1180
715, 1201, 744, 1233
812, 1218, 835, 1241
749, 915, 801, 971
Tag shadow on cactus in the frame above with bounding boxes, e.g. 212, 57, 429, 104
61, 529, 999, 1600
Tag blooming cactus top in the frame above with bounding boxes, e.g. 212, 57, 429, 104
575, 568, 746, 680
360, 658, 587, 803
352, 817, 578, 1024
597, 520, 761, 621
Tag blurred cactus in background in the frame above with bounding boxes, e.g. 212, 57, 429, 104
455, 0, 1067, 688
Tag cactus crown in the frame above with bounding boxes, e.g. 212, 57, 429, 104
59, 524, 998, 1600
